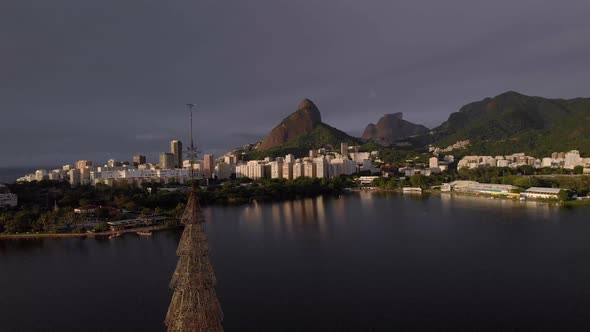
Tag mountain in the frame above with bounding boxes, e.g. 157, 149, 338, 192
247, 99, 360, 158
362, 112, 429, 145
425, 91, 590, 156
259, 99, 323, 150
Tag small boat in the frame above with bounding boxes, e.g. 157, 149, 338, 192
108, 232, 122, 239
137, 231, 152, 236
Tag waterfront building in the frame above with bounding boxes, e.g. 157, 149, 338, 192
303, 160, 316, 178
133, 154, 147, 166
223, 155, 237, 173
315, 157, 329, 178
68, 169, 81, 186
236, 161, 265, 180
80, 167, 95, 185
90, 168, 199, 186
358, 176, 379, 185
521, 187, 562, 200
204, 154, 215, 178
350, 152, 371, 164
429, 157, 439, 169
249, 161, 265, 180
48, 169, 65, 181
170, 140, 183, 168
293, 161, 304, 179
330, 162, 343, 177
74, 205, 100, 214
341, 143, 349, 159
329, 157, 356, 176
107, 159, 122, 168
270, 160, 283, 179
399, 167, 433, 177
35, 169, 48, 181
565, 150, 581, 169
214, 162, 232, 179
282, 162, 293, 180
497, 159, 509, 167
447, 181, 518, 195
0, 184, 18, 208
159, 153, 176, 170
183, 160, 204, 171
75, 160, 93, 169
235, 164, 247, 179
403, 187, 423, 193
361, 159, 374, 172
541, 158, 553, 168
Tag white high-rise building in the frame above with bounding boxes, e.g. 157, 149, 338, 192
214, 162, 232, 179
68, 169, 81, 186
285, 154, 295, 163
303, 161, 316, 178
35, 169, 47, 181
315, 157, 329, 178
224, 155, 236, 172
203, 154, 215, 178
293, 161, 304, 179
429, 157, 439, 169
270, 160, 283, 179
246, 161, 265, 180
282, 162, 293, 180
542, 158, 553, 168
565, 150, 582, 169
341, 143, 349, 159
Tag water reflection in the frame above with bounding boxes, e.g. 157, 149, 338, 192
239, 197, 328, 237
437, 193, 560, 222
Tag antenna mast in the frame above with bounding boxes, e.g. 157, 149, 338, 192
186, 103, 198, 191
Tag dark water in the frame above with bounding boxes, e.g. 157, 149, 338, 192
2, 192, 590, 331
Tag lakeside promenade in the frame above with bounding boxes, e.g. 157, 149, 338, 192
0, 224, 180, 240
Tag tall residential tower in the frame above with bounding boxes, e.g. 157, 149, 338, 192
171, 140, 183, 169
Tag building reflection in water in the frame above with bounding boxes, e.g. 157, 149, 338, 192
438, 193, 559, 222
239, 196, 328, 237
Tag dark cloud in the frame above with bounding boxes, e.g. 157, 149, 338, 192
1, 0, 590, 166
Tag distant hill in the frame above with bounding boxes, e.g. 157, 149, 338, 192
362, 112, 429, 145
423, 91, 590, 156
243, 99, 360, 159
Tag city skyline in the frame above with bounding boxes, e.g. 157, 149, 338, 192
2, 1, 590, 166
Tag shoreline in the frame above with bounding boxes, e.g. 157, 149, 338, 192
0, 224, 181, 240
359, 187, 590, 207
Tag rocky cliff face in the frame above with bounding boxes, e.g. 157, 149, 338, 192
362, 112, 429, 145
259, 99, 323, 150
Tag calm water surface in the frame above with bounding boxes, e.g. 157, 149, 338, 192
2, 192, 590, 331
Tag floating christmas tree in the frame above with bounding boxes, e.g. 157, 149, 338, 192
165, 104, 223, 331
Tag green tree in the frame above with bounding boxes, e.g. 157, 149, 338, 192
96, 207, 111, 220
558, 190, 572, 201
410, 175, 429, 189
94, 222, 110, 232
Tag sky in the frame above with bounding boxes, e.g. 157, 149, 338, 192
1, 0, 590, 167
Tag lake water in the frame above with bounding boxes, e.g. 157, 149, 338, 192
2, 192, 590, 331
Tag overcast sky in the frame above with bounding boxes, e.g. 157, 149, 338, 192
1, 0, 590, 167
